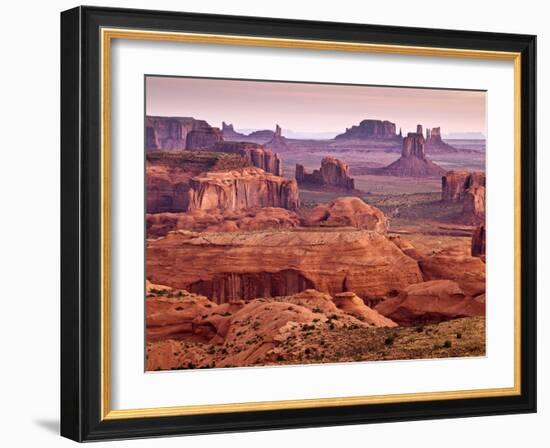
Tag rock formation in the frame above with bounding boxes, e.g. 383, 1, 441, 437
146, 116, 222, 151
295, 156, 355, 190
471, 224, 486, 259
146, 228, 424, 303
375, 280, 485, 326
264, 124, 290, 152
146, 207, 300, 237
418, 247, 486, 297
441, 170, 486, 202
187, 167, 299, 212
146, 151, 250, 213
425, 127, 458, 153
221, 122, 248, 140
302, 197, 388, 233
332, 292, 397, 327
335, 119, 399, 140
212, 141, 282, 176
185, 127, 223, 150
375, 126, 447, 177
462, 186, 486, 224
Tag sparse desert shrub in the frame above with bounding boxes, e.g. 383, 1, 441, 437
384, 336, 395, 346
443, 340, 452, 348
456, 333, 462, 339
416, 325, 424, 333
312, 307, 322, 313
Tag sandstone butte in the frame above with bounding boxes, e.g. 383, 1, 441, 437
376, 125, 446, 177
146, 207, 300, 237
187, 167, 299, 212
441, 170, 486, 202
425, 126, 458, 153
302, 197, 388, 233
146, 228, 424, 303
375, 279, 485, 326
334, 119, 399, 140
295, 156, 355, 190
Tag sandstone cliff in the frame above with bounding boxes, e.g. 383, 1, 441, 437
146, 207, 300, 237
296, 156, 355, 190
471, 224, 486, 260
187, 167, 299, 212
146, 151, 250, 213
212, 141, 282, 176
462, 186, 486, 224
146, 228, 424, 303
441, 170, 486, 202
375, 280, 485, 326
146, 116, 222, 151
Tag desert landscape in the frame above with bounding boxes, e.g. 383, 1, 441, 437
144, 77, 486, 371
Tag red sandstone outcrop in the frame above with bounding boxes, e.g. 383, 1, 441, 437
418, 247, 485, 297
146, 207, 300, 237
264, 124, 290, 152
212, 141, 282, 176
375, 280, 485, 326
146, 116, 222, 151
296, 156, 355, 190
471, 224, 486, 259
335, 119, 399, 140
146, 228, 424, 303
146, 290, 219, 342
185, 127, 223, 150
332, 292, 397, 327
187, 167, 299, 212
425, 127, 458, 153
302, 197, 388, 233
441, 170, 486, 202
462, 186, 486, 224
376, 126, 446, 177
146, 151, 250, 213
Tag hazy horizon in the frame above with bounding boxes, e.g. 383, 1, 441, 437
146, 76, 486, 136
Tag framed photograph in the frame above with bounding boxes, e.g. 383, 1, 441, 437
60, 6, 536, 441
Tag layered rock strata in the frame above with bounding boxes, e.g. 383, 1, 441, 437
187, 167, 299, 212
146, 228, 424, 303
441, 170, 486, 202
302, 197, 387, 233
295, 156, 355, 190
212, 141, 282, 176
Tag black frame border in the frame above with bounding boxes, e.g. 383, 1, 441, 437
61, 6, 536, 442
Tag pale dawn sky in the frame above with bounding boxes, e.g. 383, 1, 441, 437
145, 76, 486, 136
